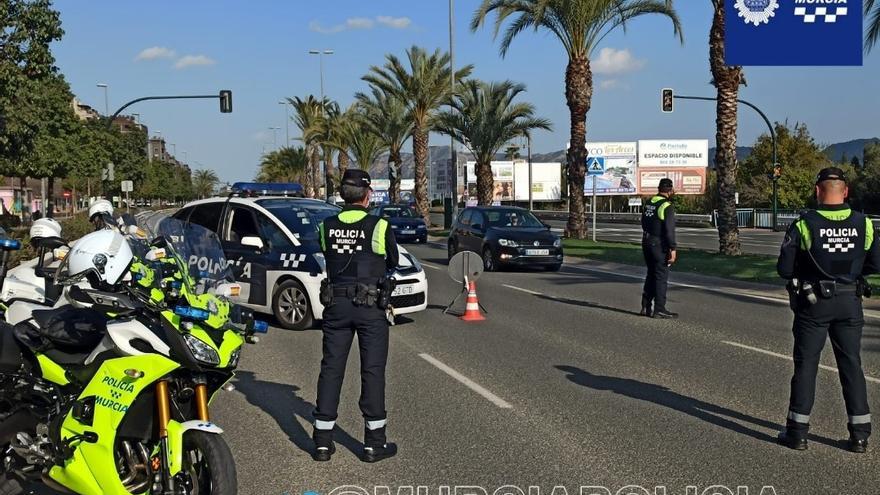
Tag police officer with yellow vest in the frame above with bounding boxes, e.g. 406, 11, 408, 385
312, 169, 399, 463
777, 167, 880, 453
641, 178, 678, 318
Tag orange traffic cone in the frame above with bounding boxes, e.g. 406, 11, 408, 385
460, 279, 486, 322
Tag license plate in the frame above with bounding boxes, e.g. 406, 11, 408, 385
392, 285, 414, 296
526, 249, 550, 256
401, 230, 416, 235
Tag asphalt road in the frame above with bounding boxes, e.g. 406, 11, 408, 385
214, 242, 880, 495
429, 213, 786, 256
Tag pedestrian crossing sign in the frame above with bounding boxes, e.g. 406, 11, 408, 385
587, 156, 605, 176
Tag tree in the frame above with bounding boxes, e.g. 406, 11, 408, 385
855, 142, 880, 213
867, 0, 879, 52
435, 79, 551, 205
256, 146, 308, 183
289, 96, 326, 198
343, 118, 388, 172
472, 0, 682, 238
355, 86, 411, 203
363, 46, 473, 223
709, 0, 746, 255
738, 123, 831, 209
192, 169, 220, 199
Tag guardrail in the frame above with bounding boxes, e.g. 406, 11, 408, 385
531, 210, 714, 227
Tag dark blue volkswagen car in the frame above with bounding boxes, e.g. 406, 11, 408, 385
371, 204, 428, 243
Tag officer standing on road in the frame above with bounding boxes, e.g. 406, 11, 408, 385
777, 167, 880, 453
312, 169, 400, 463
640, 178, 678, 318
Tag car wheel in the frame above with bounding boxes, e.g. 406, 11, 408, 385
272, 279, 313, 330
483, 247, 496, 272
448, 239, 457, 260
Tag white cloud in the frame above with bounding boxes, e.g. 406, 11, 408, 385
310, 15, 412, 34
376, 16, 412, 29
135, 46, 176, 61
599, 79, 620, 90
592, 48, 645, 75
174, 55, 216, 69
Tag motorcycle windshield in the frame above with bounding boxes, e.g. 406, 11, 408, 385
151, 217, 235, 295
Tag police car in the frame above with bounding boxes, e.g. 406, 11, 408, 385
173, 183, 428, 330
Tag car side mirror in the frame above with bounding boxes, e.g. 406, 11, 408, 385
241, 236, 264, 251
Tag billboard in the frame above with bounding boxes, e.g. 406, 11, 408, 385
584, 142, 638, 195
638, 139, 709, 168
466, 161, 515, 202
513, 162, 562, 201
638, 168, 707, 195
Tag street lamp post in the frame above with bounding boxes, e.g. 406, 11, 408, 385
308, 49, 334, 101
96, 83, 109, 115
268, 127, 280, 149
527, 133, 533, 212
449, 0, 458, 220
278, 100, 290, 147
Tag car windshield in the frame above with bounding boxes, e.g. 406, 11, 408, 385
257, 199, 340, 245
485, 209, 544, 228
380, 206, 417, 219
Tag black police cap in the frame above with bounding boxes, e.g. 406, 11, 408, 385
658, 178, 674, 191
815, 167, 847, 185
341, 169, 372, 188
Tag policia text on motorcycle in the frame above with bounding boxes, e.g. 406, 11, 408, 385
777, 167, 880, 453
640, 178, 678, 319
312, 169, 400, 463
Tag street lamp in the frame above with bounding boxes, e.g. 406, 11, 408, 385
96, 83, 109, 116
268, 127, 280, 149
278, 100, 290, 148
308, 49, 334, 101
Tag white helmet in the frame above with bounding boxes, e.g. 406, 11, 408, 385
64, 230, 133, 289
89, 199, 114, 220
29, 217, 63, 241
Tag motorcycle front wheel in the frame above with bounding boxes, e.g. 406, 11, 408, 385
178, 431, 237, 495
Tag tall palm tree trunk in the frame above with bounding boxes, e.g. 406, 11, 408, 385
565, 55, 592, 239
476, 159, 494, 206
710, 1, 743, 255
323, 147, 335, 198
310, 147, 322, 199
338, 152, 350, 176
388, 150, 402, 204
302, 146, 315, 198
412, 127, 430, 224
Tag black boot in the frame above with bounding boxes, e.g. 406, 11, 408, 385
777, 429, 808, 450
847, 437, 869, 453
652, 308, 678, 319
639, 296, 653, 317
312, 428, 335, 462
362, 426, 397, 463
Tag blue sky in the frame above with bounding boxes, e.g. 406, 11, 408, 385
53, 1, 880, 183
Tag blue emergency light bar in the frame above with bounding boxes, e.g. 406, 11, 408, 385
174, 305, 211, 321
231, 182, 304, 197
0, 239, 21, 250
253, 320, 269, 333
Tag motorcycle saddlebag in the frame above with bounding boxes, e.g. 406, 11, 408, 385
0, 323, 25, 372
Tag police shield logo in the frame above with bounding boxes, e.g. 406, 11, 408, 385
735, 0, 779, 26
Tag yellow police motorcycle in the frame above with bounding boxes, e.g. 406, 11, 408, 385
0, 218, 264, 494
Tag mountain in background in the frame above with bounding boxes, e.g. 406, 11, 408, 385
367, 138, 879, 178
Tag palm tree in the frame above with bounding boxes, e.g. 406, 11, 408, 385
327, 104, 357, 177
868, 0, 880, 52
256, 146, 309, 183
435, 80, 551, 205
192, 169, 219, 199
344, 118, 389, 172
318, 100, 339, 197
710, 0, 745, 255
472, 0, 683, 239
363, 46, 473, 222
289, 95, 325, 198
355, 86, 412, 203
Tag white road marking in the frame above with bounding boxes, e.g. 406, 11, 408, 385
418, 353, 514, 409
502, 284, 543, 296
421, 262, 442, 270
722, 341, 880, 384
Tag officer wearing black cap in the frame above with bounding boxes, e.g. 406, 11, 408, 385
777, 167, 880, 453
312, 168, 400, 463
640, 178, 678, 318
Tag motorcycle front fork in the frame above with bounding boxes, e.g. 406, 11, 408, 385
155, 378, 211, 494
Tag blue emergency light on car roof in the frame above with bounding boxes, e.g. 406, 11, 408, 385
231, 182, 304, 197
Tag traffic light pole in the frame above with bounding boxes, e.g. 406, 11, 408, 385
673, 95, 779, 230
105, 92, 232, 129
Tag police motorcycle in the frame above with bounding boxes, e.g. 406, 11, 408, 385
0, 218, 71, 317
0, 217, 266, 494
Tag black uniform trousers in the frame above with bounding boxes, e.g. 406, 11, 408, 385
642, 236, 670, 311
787, 292, 870, 440
314, 296, 389, 431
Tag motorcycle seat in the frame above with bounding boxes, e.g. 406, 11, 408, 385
16, 308, 107, 362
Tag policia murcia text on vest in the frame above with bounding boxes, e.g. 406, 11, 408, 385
311, 169, 400, 463
776, 167, 880, 453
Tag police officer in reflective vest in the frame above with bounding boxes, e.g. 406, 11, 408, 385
312, 169, 399, 463
777, 167, 880, 452
640, 178, 678, 318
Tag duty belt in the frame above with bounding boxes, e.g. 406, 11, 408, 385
332, 286, 358, 297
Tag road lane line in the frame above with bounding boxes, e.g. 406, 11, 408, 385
502, 284, 543, 296
418, 353, 514, 409
421, 262, 442, 270
722, 341, 880, 384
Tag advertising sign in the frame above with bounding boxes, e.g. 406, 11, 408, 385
513, 162, 562, 201
466, 161, 515, 202
584, 142, 638, 195
638, 140, 709, 168
638, 167, 707, 195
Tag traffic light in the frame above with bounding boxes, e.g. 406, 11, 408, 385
219, 90, 233, 113
661, 88, 674, 113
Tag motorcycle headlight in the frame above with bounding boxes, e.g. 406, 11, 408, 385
553, 238, 562, 248
313, 252, 326, 272
498, 239, 518, 248
228, 347, 242, 368
183, 334, 220, 366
